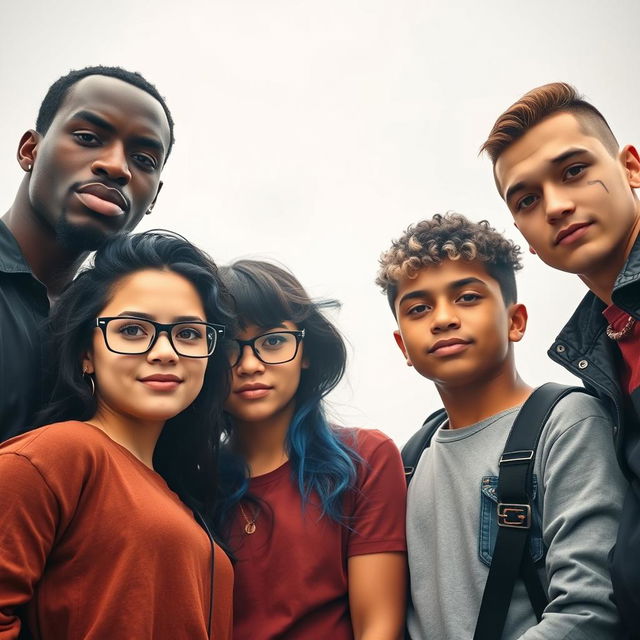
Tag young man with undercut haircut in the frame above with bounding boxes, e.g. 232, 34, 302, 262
0, 65, 174, 440
377, 213, 624, 639
484, 83, 640, 637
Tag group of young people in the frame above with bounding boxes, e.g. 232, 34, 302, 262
0, 67, 638, 640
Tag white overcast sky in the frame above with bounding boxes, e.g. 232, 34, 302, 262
1, 1, 638, 444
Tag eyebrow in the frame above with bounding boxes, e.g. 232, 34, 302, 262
70, 110, 166, 155
398, 277, 487, 305
116, 312, 206, 323
504, 147, 590, 202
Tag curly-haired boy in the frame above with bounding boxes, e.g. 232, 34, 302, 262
377, 213, 624, 639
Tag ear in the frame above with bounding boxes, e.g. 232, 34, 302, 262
621, 145, 640, 189
147, 180, 163, 215
507, 303, 528, 343
82, 352, 95, 375
301, 356, 310, 370
17, 129, 40, 171
393, 329, 413, 366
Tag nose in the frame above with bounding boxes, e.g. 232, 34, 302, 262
235, 345, 266, 375
147, 331, 178, 364
544, 184, 575, 222
430, 302, 460, 334
91, 142, 131, 185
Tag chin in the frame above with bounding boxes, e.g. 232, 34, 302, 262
56, 214, 125, 252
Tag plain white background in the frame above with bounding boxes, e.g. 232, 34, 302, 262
1, 1, 638, 444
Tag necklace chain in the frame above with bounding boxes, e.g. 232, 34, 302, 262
606, 315, 636, 341
239, 502, 258, 535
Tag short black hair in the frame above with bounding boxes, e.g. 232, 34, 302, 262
36, 65, 175, 159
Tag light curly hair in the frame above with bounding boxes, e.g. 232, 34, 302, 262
376, 213, 522, 313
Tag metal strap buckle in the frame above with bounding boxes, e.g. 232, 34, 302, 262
497, 503, 531, 529
499, 449, 534, 464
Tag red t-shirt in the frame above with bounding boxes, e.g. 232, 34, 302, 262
229, 428, 407, 640
603, 305, 640, 395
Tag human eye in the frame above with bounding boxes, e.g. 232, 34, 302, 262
117, 322, 149, 339
72, 131, 100, 146
457, 292, 481, 304
515, 194, 538, 212
175, 325, 203, 342
563, 163, 587, 181
132, 152, 158, 171
407, 303, 430, 316
259, 333, 289, 350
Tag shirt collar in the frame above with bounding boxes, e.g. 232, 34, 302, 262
0, 219, 33, 275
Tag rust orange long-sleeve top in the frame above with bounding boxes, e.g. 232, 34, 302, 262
0, 421, 233, 640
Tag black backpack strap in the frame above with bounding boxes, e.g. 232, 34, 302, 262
401, 408, 447, 485
473, 383, 581, 640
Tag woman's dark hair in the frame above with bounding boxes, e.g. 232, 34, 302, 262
214, 260, 360, 536
37, 230, 235, 521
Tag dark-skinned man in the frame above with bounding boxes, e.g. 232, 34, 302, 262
0, 65, 174, 440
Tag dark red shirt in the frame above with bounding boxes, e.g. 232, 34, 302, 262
603, 305, 640, 395
229, 428, 406, 640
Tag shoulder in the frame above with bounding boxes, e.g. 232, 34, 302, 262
0, 421, 113, 471
337, 427, 398, 457
544, 390, 614, 435
335, 427, 404, 476
536, 389, 617, 466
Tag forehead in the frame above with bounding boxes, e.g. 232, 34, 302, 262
103, 269, 204, 315
51, 75, 171, 150
395, 259, 500, 299
494, 112, 608, 197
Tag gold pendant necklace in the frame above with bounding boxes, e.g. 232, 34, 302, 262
606, 315, 636, 341
239, 503, 258, 534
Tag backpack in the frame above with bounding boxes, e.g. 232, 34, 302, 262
402, 383, 583, 640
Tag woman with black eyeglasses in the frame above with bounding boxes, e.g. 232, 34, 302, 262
0, 231, 234, 639
214, 260, 407, 640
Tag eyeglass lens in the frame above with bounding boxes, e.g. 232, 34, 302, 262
105, 318, 214, 357
228, 332, 299, 365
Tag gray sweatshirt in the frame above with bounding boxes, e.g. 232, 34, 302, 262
406, 393, 626, 640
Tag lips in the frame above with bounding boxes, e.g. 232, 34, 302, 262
555, 222, 592, 246
74, 182, 129, 217
235, 383, 272, 399
139, 374, 183, 391
428, 337, 471, 355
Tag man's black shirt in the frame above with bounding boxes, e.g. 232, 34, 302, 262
0, 220, 49, 440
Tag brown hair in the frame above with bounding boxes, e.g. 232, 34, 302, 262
376, 213, 522, 313
481, 82, 618, 164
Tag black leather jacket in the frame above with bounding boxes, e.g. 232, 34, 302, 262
548, 235, 640, 639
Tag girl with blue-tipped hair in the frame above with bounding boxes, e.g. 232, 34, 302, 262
215, 259, 407, 640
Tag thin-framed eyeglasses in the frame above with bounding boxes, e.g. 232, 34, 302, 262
226, 329, 305, 367
95, 316, 225, 358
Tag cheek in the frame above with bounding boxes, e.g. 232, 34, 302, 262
186, 361, 208, 395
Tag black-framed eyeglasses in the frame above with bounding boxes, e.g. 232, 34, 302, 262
226, 329, 305, 367
95, 316, 225, 358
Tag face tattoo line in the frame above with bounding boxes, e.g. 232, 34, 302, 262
587, 179, 610, 193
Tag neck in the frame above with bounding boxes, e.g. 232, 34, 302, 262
3, 177, 87, 299
86, 402, 164, 469
580, 208, 640, 305
233, 402, 295, 477
436, 355, 532, 429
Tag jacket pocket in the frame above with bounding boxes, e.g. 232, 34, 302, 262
478, 475, 544, 567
